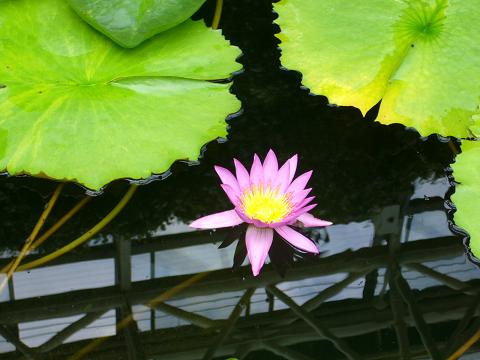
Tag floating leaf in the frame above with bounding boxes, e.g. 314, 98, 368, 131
68, 0, 206, 48
0, 0, 241, 190
451, 140, 480, 259
274, 0, 480, 137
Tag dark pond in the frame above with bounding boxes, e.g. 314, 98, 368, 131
0, 0, 478, 359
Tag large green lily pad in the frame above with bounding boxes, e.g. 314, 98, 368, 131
451, 140, 480, 259
68, 0, 206, 48
274, 0, 480, 138
0, 0, 241, 190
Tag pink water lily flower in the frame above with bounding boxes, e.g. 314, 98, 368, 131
190, 150, 332, 276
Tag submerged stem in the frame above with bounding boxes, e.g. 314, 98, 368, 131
448, 139, 459, 155
447, 329, 480, 360
17, 184, 137, 271
31, 197, 92, 251
69, 271, 211, 360
212, 0, 224, 30
1, 196, 91, 273
0, 183, 64, 292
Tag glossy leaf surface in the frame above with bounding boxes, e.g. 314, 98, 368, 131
274, 0, 480, 137
68, 0, 206, 48
451, 140, 480, 259
0, 0, 241, 190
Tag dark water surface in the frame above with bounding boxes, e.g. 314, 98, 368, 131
0, 0, 478, 359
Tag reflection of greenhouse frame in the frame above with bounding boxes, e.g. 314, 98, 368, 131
0, 227, 476, 359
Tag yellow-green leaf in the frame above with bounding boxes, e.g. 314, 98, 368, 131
0, 0, 241, 190
274, 0, 480, 137
68, 0, 206, 48
451, 140, 480, 259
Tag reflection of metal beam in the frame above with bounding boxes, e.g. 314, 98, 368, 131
0, 229, 230, 270
446, 318, 480, 359
267, 285, 360, 360
119, 304, 146, 360
0, 325, 37, 359
405, 197, 445, 215
272, 270, 370, 329
405, 263, 477, 295
385, 214, 411, 360
152, 302, 224, 329
393, 268, 441, 360
262, 341, 316, 360
115, 235, 146, 360
364, 342, 471, 360
232, 343, 257, 359
36, 311, 106, 353
116, 235, 132, 291
0, 236, 462, 324
27, 283, 480, 360
0, 199, 447, 271
444, 293, 480, 357
388, 270, 410, 359
202, 288, 255, 360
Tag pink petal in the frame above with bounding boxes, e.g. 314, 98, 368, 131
273, 160, 291, 193
275, 225, 319, 254
214, 166, 240, 195
262, 149, 278, 186
251, 218, 270, 228
289, 188, 312, 206
235, 207, 267, 227
276, 204, 318, 227
287, 170, 313, 193
190, 210, 243, 229
250, 154, 264, 186
245, 225, 273, 276
298, 213, 333, 227
294, 196, 315, 210
234, 159, 250, 190
221, 184, 239, 206
293, 203, 317, 216
287, 154, 298, 183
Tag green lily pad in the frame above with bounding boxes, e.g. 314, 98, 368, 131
274, 0, 480, 138
68, 0, 206, 48
451, 140, 480, 259
0, 0, 241, 190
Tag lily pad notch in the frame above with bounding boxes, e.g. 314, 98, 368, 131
0, 0, 242, 190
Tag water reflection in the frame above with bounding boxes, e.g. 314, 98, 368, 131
0, 0, 478, 358
0, 175, 478, 359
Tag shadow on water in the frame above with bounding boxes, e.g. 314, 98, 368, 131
0, 0, 478, 359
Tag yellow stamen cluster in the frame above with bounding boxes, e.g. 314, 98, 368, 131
241, 185, 291, 224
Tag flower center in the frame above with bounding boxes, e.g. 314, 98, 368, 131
241, 185, 291, 224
